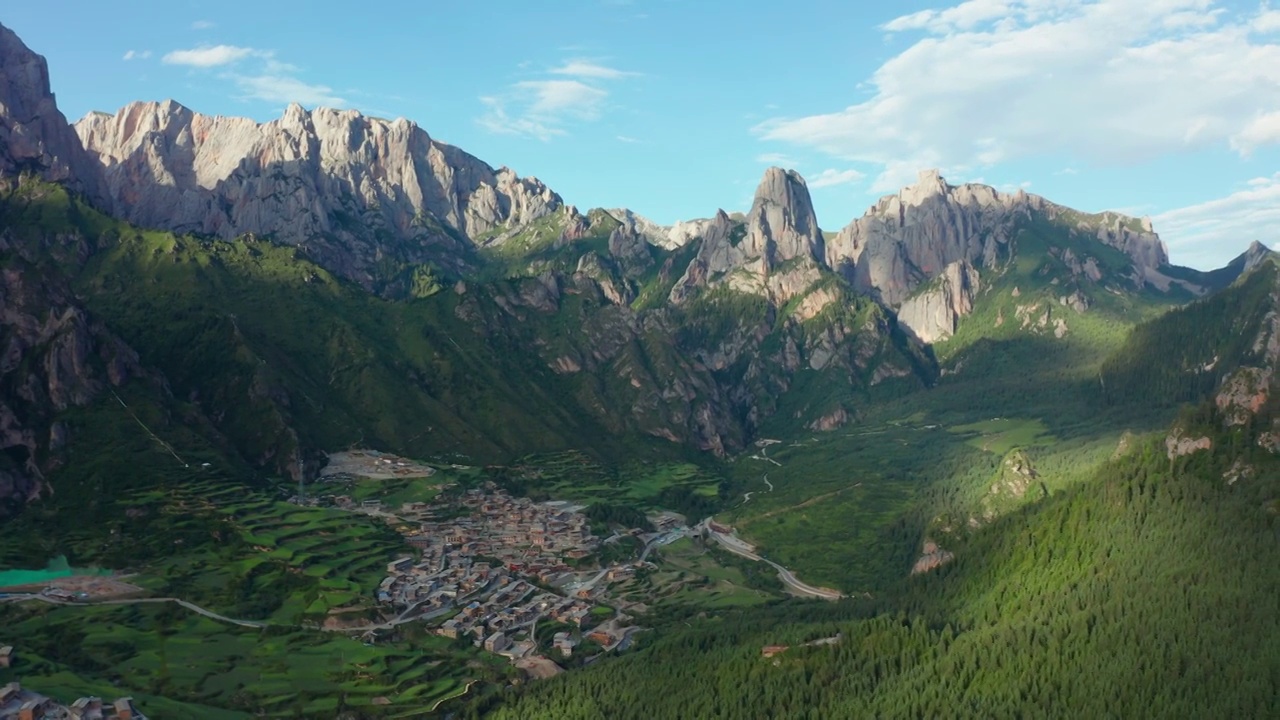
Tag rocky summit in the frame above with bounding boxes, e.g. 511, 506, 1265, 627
826, 169, 1175, 306
76, 100, 562, 288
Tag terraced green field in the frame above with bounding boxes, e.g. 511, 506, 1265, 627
0, 603, 500, 717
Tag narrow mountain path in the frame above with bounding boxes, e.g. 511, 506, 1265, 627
19, 594, 266, 628
750, 483, 861, 521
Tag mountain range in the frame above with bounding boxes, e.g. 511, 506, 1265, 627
2, 19, 1280, 718
1, 21, 1267, 515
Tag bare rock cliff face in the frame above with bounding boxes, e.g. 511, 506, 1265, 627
0, 23, 105, 202
0, 225, 143, 513
75, 100, 562, 286
672, 167, 824, 304
897, 260, 980, 344
827, 169, 1169, 307
608, 208, 712, 250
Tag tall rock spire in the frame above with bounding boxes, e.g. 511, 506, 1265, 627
745, 166, 824, 266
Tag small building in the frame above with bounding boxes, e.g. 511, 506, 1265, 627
70, 696, 104, 719
0, 645, 12, 668
587, 630, 612, 646
18, 698, 49, 720
0, 682, 20, 703
553, 632, 576, 657
114, 697, 140, 719
761, 645, 790, 658
387, 557, 413, 574
484, 631, 510, 653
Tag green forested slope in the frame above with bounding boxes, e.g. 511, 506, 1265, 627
477, 428, 1280, 719
1102, 259, 1279, 407
474, 256, 1280, 719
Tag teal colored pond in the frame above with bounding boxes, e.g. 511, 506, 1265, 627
0, 556, 106, 588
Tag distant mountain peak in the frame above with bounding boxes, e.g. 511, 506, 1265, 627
901, 168, 950, 206
1241, 240, 1276, 273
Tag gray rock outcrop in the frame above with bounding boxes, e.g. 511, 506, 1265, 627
75, 100, 563, 286
0, 225, 144, 512
897, 260, 980, 344
671, 167, 824, 303
608, 208, 711, 250
0, 23, 105, 202
827, 169, 1170, 307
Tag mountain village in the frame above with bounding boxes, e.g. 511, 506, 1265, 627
295, 451, 695, 667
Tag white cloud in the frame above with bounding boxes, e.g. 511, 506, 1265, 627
163, 44, 255, 67
1154, 173, 1280, 268
617, 135, 640, 143
122, 50, 151, 61
477, 97, 563, 142
755, 152, 798, 166
234, 74, 346, 107
1230, 111, 1280, 155
756, 1, 1280, 192
161, 44, 345, 108
479, 59, 638, 140
191, 20, 216, 30
550, 60, 638, 80
514, 79, 608, 119
1254, 9, 1280, 32
808, 169, 866, 188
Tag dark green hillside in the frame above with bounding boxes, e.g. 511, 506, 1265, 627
1102, 258, 1279, 407
0, 181, 706, 477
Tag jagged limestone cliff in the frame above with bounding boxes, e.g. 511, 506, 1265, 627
75, 100, 562, 288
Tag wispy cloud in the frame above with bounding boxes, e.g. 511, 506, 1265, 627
163, 44, 255, 67
808, 168, 865, 189
122, 49, 152, 61
479, 59, 639, 140
162, 43, 346, 108
617, 135, 640, 143
550, 60, 640, 80
1155, 172, 1280, 269
756, 1, 1280, 192
477, 97, 564, 141
191, 20, 216, 30
515, 79, 608, 119
234, 74, 346, 107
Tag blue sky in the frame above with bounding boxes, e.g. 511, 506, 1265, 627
6, 0, 1280, 269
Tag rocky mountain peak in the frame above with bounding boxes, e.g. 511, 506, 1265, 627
1243, 241, 1276, 272
670, 170, 825, 303
0, 22, 105, 202
746, 167, 823, 265
826, 168, 1177, 307
900, 168, 950, 207
74, 100, 562, 289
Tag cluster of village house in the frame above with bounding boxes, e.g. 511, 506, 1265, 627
375, 486, 642, 658
0, 675, 144, 720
